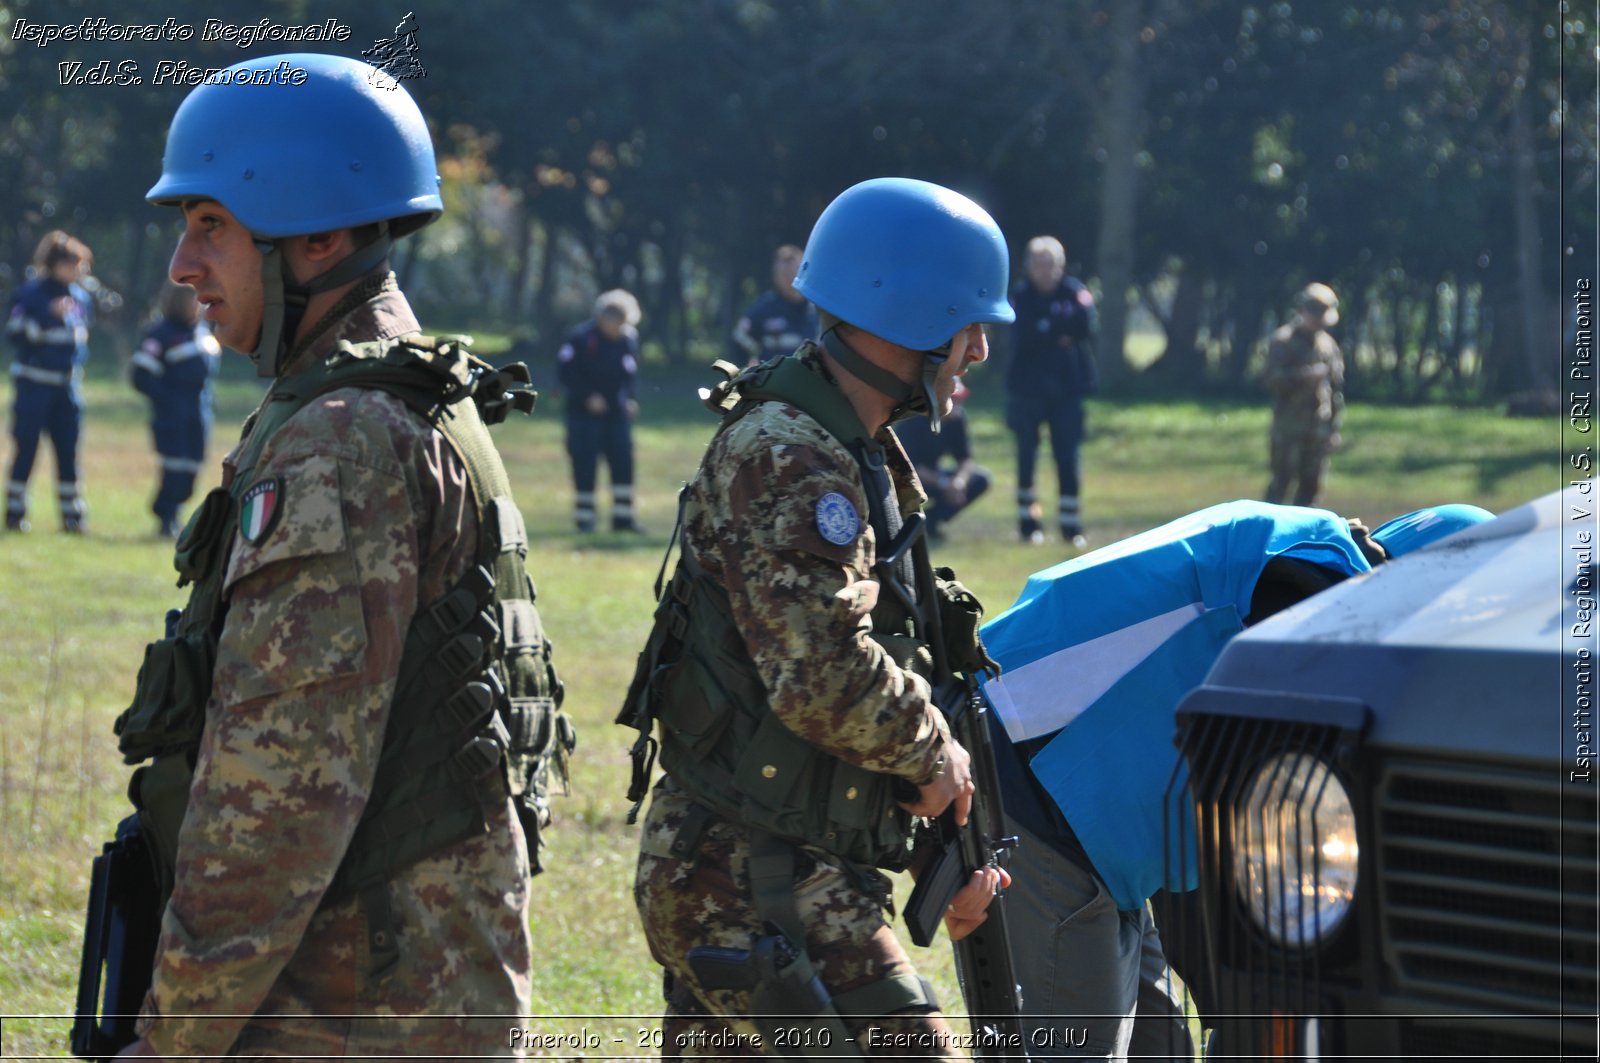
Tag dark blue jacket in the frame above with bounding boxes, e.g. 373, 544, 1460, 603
556, 320, 638, 416
131, 316, 219, 410
1006, 275, 1097, 401
731, 290, 819, 364
6, 277, 91, 378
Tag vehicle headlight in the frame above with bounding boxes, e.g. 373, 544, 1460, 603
1232, 753, 1359, 948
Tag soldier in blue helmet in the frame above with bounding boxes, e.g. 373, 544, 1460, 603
111, 53, 568, 1059
623, 178, 1015, 1058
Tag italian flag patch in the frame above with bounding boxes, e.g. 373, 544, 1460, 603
239, 477, 282, 544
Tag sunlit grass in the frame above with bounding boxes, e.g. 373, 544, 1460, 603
0, 367, 1558, 1057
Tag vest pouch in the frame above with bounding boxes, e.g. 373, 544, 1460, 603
115, 631, 214, 766
825, 760, 895, 831
132, 751, 196, 905
869, 631, 934, 682
172, 488, 233, 588
656, 647, 738, 756
504, 695, 573, 799
931, 567, 999, 678
731, 712, 818, 837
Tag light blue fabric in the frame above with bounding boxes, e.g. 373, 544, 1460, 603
979, 500, 1372, 910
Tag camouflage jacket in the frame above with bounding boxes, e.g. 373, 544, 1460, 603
1264, 323, 1344, 427
675, 353, 951, 785
136, 280, 533, 1058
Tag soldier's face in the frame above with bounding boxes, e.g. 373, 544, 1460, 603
932, 323, 988, 414
169, 199, 264, 355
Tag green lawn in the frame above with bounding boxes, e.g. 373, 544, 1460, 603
0, 364, 1559, 1058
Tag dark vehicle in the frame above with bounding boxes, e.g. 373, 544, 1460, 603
1164, 482, 1597, 1060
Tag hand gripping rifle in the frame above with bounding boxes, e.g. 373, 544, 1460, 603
876, 513, 1026, 1059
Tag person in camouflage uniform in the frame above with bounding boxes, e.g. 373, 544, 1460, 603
630, 178, 1016, 1059
1263, 283, 1344, 507
116, 54, 541, 1059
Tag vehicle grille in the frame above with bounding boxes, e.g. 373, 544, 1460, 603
1376, 757, 1599, 1016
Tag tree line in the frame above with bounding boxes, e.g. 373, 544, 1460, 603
2, 0, 1592, 403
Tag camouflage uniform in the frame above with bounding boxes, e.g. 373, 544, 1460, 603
1263, 322, 1343, 507
633, 352, 963, 1060
135, 277, 533, 1058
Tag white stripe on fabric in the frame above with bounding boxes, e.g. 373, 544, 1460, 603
11, 365, 72, 386
131, 353, 165, 375
166, 340, 211, 362
160, 458, 204, 473
985, 601, 1206, 743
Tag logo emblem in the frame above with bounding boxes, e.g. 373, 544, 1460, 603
816, 491, 861, 546
239, 477, 282, 544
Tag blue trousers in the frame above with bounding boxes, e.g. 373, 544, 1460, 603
564, 409, 635, 493
150, 404, 210, 523
8, 378, 84, 520
1007, 393, 1084, 497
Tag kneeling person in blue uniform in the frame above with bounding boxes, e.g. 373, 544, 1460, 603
894, 378, 991, 543
130, 282, 221, 538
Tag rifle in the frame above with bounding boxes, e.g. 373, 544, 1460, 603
72, 813, 161, 1061
876, 513, 1025, 1058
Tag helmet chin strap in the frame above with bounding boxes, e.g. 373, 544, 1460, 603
819, 326, 948, 432
249, 226, 394, 378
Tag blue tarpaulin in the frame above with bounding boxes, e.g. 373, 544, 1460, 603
979, 500, 1371, 910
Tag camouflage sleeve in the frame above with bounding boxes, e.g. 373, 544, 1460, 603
138, 396, 446, 1056
704, 431, 949, 784
1262, 334, 1297, 395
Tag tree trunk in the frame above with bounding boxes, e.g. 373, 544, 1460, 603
1145, 266, 1206, 387
1508, 36, 1556, 393
1090, 0, 1145, 392
506, 202, 536, 321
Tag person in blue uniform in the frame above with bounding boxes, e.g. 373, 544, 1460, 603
556, 288, 642, 532
5, 230, 95, 533
130, 281, 221, 538
729, 244, 819, 366
893, 378, 991, 543
1006, 235, 1097, 546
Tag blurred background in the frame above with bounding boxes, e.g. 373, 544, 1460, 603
2, 0, 1593, 407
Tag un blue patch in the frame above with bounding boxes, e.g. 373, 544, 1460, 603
816, 491, 861, 546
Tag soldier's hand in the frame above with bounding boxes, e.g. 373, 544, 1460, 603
585, 394, 608, 415
898, 737, 975, 825
114, 1039, 163, 1060
943, 864, 1013, 942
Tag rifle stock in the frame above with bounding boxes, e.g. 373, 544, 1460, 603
72, 814, 160, 1062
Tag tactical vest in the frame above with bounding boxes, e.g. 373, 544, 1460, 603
114, 336, 574, 929
617, 350, 939, 872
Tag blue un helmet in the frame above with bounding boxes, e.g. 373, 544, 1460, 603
146, 53, 443, 375
1371, 503, 1496, 558
794, 178, 1014, 431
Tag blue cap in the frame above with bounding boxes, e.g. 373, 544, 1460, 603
1372, 503, 1496, 558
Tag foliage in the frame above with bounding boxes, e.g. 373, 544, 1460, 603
1, 0, 1591, 393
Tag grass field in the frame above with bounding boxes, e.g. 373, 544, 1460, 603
0, 359, 1559, 1058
